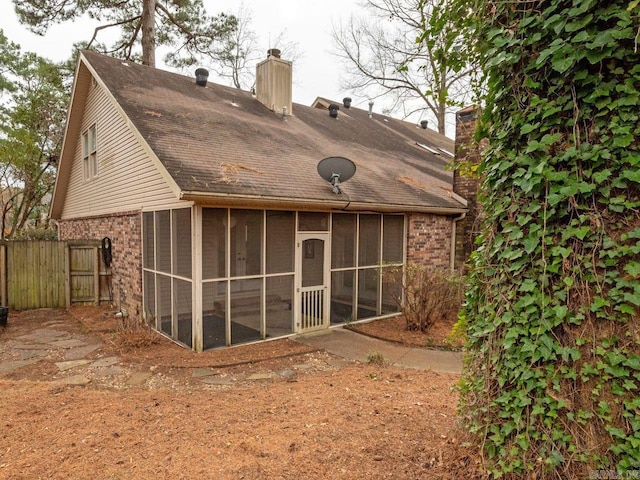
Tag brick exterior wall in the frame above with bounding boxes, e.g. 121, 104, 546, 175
57, 209, 455, 320
406, 213, 453, 269
453, 106, 483, 270
58, 211, 142, 319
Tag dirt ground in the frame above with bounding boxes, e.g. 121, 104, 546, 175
0, 307, 484, 480
347, 314, 464, 351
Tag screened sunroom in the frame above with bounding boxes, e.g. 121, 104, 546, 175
142, 207, 405, 351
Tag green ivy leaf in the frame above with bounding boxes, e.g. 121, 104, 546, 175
613, 134, 635, 147
624, 261, 640, 278
565, 15, 593, 32
622, 169, 640, 183
552, 55, 575, 73
553, 305, 568, 319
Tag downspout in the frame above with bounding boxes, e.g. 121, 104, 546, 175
450, 212, 466, 271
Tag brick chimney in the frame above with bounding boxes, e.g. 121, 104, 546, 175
255, 49, 292, 116
453, 106, 483, 270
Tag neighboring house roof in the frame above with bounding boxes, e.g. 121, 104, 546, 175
52, 50, 466, 218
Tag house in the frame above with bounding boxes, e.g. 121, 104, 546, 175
50, 49, 471, 352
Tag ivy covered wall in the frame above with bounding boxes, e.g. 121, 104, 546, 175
455, 0, 640, 477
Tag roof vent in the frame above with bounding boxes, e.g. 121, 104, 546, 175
343, 97, 352, 108
195, 68, 209, 86
267, 48, 281, 58
368, 100, 374, 119
420, 120, 429, 129
329, 103, 340, 118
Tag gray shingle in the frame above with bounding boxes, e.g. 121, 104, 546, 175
83, 51, 465, 212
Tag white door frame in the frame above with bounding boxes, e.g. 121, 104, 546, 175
295, 232, 330, 333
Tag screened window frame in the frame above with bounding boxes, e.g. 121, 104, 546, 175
143, 207, 405, 351
142, 207, 194, 348
330, 213, 405, 322
200, 208, 296, 347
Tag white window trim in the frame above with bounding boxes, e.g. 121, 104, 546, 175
82, 124, 98, 181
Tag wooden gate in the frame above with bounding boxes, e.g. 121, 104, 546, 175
68, 244, 100, 306
0, 240, 111, 309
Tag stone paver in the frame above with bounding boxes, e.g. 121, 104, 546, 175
65, 344, 101, 361
16, 329, 69, 343
49, 339, 88, 349
55, 360, 90, 372
58, 375, 91, 386
94, 366, 126, 376
126, 372, 152, 386
192, 368, 216, 378
13, 344, 51, 350
43, 321, 65, 327
276, 369, 297, 382
293, 363, 313, 370
247, 372, 274, 381
200, 376, 234, 385
90, 357, 119, 368
0, 359, 39, 375
19, 350, 50, 360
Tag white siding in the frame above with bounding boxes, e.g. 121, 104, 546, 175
61, 78, 182, 219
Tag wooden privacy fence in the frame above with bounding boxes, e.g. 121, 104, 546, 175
0, 240, 111, 310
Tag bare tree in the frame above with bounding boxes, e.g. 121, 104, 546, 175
13, 0, 237, 68
197, 4, 303, 91
332, 0, 474, 135
206, 4, 260, 90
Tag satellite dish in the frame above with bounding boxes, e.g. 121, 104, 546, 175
317, 156, 356, 194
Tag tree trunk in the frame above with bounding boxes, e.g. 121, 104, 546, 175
435, 104, 446, 135
141, 0, 156, 67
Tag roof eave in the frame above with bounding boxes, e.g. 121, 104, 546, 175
50, 54, 87, 220
180, 190, 467, 215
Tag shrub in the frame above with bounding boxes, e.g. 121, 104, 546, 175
12, 226, 57, 240
384, 263, 465, 333
110, 315, 159, 351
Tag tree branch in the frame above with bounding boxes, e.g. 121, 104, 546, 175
86, 15, 142, 49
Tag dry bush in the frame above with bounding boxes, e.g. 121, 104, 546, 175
384, 264, 465, 333
110, 316, 160, 351
366, 351, 386, 366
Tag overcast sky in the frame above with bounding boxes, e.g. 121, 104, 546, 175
0, 0, 367, 107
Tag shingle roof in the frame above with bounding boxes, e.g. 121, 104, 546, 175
81, 50, 466, 213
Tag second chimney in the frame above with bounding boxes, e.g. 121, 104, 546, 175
255, 49, 292, 116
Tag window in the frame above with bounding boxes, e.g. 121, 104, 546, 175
200, 208, 295, 348
142, 207, 193, 347
330, 213, 404, 324
82, 124, 98, 180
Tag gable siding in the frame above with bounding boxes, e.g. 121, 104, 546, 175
61, 78, 182, 220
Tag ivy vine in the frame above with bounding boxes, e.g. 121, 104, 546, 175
437, 0, 640, 477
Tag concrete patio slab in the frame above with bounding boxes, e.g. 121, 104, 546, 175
295, 328, 462, 374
